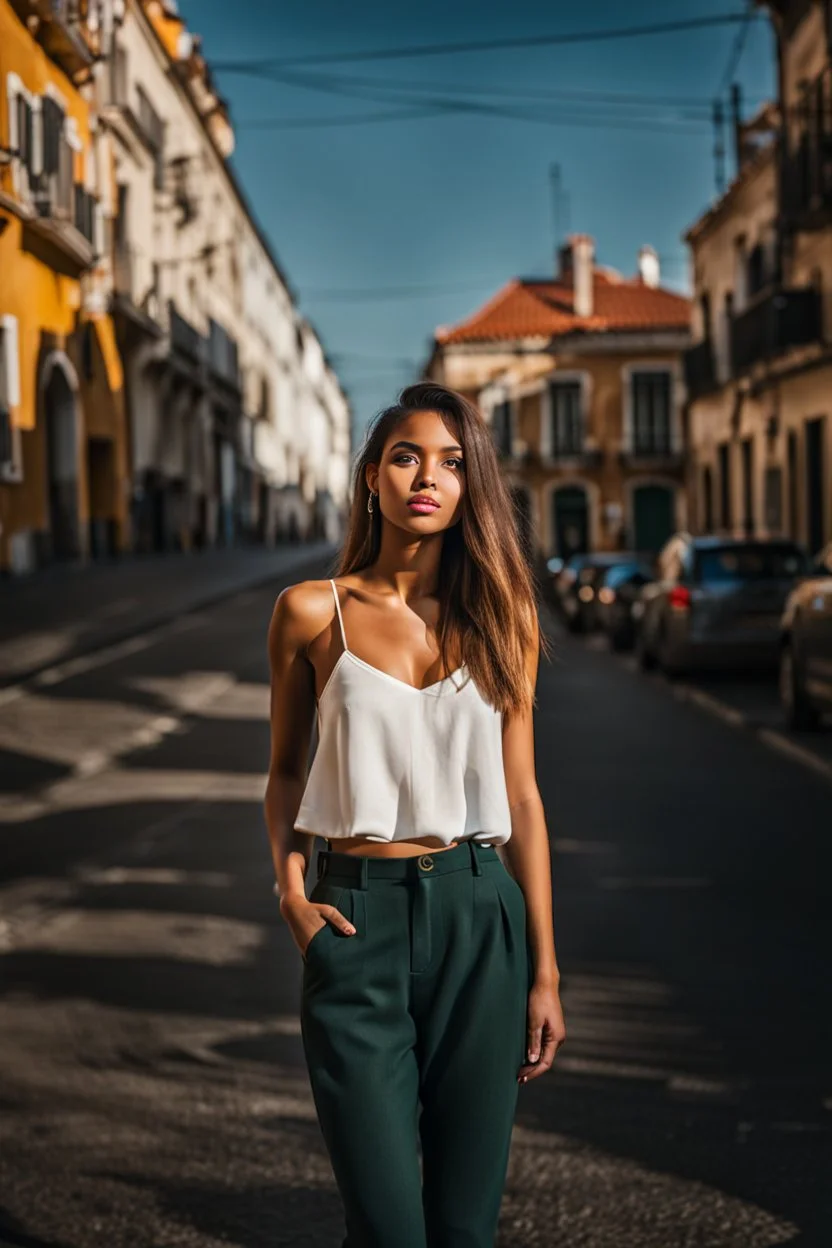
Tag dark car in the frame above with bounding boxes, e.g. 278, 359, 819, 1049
595, 561, 656, 651
636, 534, 810, 677
779, 543, 832, 730
554, 552, 643, 634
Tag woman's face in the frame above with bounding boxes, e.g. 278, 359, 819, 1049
368, 408, 466, 532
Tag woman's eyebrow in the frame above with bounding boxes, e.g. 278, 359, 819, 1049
390, 440, 464, 454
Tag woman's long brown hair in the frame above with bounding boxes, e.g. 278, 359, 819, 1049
331, 382, 552, 720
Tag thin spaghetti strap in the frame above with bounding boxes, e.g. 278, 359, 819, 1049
329, 579, 349, 653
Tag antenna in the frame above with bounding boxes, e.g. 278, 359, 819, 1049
550, 162, 562, 254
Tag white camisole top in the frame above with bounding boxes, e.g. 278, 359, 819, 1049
292, 579, 513, 846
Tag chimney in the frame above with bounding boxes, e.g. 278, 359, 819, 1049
569, 234, 595, 319
638, 245, 661, 289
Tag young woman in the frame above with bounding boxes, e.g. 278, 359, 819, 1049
265, 382, 565, 1248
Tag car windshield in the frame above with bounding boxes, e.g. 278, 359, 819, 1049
603, 563, 653, 588
695, 544, 808, 582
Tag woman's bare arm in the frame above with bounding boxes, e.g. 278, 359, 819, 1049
501, 611, 566, 1080
264, 582, 355, 949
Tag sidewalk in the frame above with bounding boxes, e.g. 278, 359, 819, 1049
0, 542, 338, 687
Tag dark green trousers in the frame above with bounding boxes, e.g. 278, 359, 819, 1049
300, 839, 531, 1248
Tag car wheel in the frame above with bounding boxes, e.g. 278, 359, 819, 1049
780, 641, 820, 732
658, 630, 686, 680
610, 628, 630, 653
635, 626, 656, 670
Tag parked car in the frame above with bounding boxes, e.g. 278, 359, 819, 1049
635, 534, 810, 677
779, 542, 832, 730
554, 552, 643, 633
595, 560, 656, 651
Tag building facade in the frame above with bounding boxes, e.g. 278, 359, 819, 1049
683, 0, 832, 556
0, 0, 351, 574
427, 236, 691, 561
0, 0, 130, 574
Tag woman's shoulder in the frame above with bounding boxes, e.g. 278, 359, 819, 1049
270, 578, 340, 655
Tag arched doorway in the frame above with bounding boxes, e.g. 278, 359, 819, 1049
633, 484, 675, 553
43, 359, 81, 560
552, 485, 589, 560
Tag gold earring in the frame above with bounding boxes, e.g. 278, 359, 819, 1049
367, 491, 377, 514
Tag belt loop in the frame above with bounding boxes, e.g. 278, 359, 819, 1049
317, 850, 329, 881
359, 855, 369, 891
467, 839, 483, 876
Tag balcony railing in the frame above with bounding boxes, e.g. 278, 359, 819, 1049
683, 338, 718, 400
730, 287, 822, 374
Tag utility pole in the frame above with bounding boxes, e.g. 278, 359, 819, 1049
730, 83, 743, 178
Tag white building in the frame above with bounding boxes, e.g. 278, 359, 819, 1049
99, 0, 351, 552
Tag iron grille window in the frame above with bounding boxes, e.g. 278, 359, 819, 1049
631, 371, 672, 455
549, 381, 583, 456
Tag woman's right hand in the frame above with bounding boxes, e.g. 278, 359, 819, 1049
279, 893, 355, 958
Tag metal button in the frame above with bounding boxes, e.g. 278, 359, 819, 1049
418, 854, 434, 871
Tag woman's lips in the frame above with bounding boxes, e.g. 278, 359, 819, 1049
407, 500, 440, 513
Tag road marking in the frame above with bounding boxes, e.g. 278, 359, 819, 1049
672, 683, 747, 728
756, 729, 832, 783
563, 618, 832, 790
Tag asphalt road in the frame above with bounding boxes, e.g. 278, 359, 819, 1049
0, 574, 830, 1247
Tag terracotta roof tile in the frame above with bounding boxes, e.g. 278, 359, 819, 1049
435, 271, 691, 345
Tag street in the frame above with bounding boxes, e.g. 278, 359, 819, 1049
0, 563, 830, 1247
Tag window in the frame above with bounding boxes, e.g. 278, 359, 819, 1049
741, 437, 754, 536
787, 430, 799, 538
702, 465, 714, 531
718, 442, 732, 530
136, 86, 165, 190
695, 543, 808, 582
491, 400, 513, 457
549, 380, 583, 456
764, 466, 783, 533
631, 371, 672, 455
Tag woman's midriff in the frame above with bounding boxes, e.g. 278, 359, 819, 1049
325, 835, 464, 858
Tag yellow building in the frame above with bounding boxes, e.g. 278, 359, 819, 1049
683, 0, 832, 556
427, 237, 692, 560
0, 0, 128, 574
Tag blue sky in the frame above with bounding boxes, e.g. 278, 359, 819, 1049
177, 2, 776, 442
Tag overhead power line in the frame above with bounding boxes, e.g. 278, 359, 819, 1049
237, 68, 713, 136
213, 13, 756, 71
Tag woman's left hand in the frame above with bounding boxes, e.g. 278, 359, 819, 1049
517, 978, 566, 1083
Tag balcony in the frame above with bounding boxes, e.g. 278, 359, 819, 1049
730, 287, 822, 375
683, 338, 718, 400
619, 444, 685, 471
525, 445, 604, 471
25, 167, 93, 269
31, 0, 97, 79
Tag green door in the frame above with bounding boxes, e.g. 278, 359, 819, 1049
633, 485, 675, 554
553, 486, 589, 560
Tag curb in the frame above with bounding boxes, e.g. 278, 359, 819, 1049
0, 543, 337, 695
